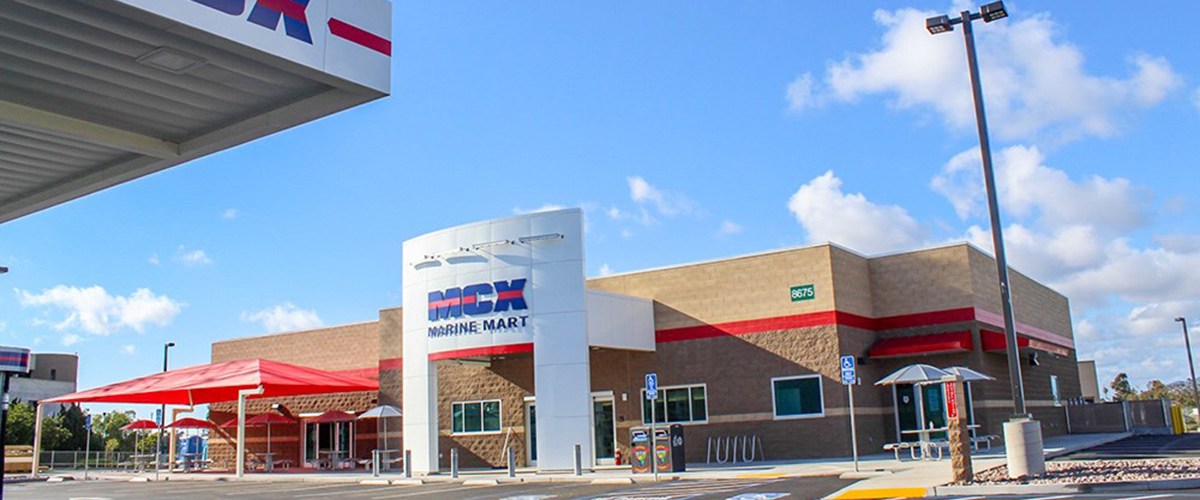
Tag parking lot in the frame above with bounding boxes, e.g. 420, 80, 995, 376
6, 475, 852, 500
1060, 435, 1200, 460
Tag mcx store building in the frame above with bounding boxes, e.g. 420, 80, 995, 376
208, 208, 1080, 473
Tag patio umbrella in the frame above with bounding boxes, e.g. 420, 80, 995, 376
246, 412, 293, 457
166, 417, 216, 429
357, 405, 401, 450
875, 364, 952, 386
314, 410, 356, 423
121, 419, 159, 457
942, 366, 995, 382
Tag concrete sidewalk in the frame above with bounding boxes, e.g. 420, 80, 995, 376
823, 432, 1131, 499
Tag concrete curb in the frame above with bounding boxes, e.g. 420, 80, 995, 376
930, 477, 1200, 496
591, 478, 634, 485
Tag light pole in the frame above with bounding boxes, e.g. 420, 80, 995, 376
1175, 318, 1200, 422
156, 342, 175, 476
928, 1, 1045, 478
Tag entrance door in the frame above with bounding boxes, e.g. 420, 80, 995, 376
921, 384, 947, 439
894, 384, 919, 442
305, 421, 353, 466
592, 396, 616, 466
525, 401, 537, 466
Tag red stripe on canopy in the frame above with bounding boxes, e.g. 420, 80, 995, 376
45, 358, 378, 405
869, 331, 973, 359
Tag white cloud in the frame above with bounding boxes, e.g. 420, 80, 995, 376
17, 286, 183, 335
933, 145, 1150, 232
786, 72, 818, 112
1193, 88, 1200, 113
606, 206, 626, 220
121, 344, 136, 355
801, 8, 1180, 142
716, 220, 744, 237
174, 246, 213, 266
620, 229, 634, 240
627, 176, 698, 218
598, 264, 614, 277
512, 204, 566, 215
221, 209, 239, 220
147, 254, 160, 266
241, 303, 323, 333
61, 334, 81, 347
787, 170, 923, 254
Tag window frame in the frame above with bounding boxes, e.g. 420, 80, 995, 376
770, 374, 826, 420
450, 399, 503, 435
639, 383, 709, 425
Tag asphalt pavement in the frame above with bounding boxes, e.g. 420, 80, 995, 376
1060, 434, 1200, 460
931, 493, 1200, 500
5, 475, 852, 500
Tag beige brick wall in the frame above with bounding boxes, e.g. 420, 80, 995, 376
868, 245, 975, 317
586, 245, 836, 329
968, 246, 1073, 339
211, 321, 380, 372
830, 246, 874, 317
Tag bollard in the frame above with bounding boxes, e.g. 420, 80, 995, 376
404, 449, 412, 478
507, 448, 515, 478
372, 449, 380, 477
573, 444, 582, 476
451, 448, 459, 478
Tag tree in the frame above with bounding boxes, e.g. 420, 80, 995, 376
1141, 380, 1171, 400
4, 400, 36, 445
1111, 372, 1136, 401
94, 411, 137, 452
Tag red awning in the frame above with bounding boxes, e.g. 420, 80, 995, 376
981, 330, 1031, 352
45, 359, 378, 405
869, 331, 972, 359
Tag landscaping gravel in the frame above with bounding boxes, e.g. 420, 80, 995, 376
972, 458, 1200, 485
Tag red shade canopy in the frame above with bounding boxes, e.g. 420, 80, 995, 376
121, 420, 160, 431
45, 359, 379, 405
166, 417, 216, 429
869, 331, 972, 359
313, 410, 356, 423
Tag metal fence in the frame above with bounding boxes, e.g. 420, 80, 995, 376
38, 450, 144, 470
1065, 399, 1173, 435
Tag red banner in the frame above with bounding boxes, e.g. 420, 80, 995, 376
945, 383, 958, 420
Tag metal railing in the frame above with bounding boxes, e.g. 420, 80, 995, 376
39, 451, 144, 470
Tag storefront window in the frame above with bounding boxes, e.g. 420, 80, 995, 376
772, 375, 824, 418
642, 385, 707, 424
451, 400, 502, 434
1050, 375, 1061, 405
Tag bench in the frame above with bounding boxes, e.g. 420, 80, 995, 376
971, 434, 998, 451
883, 442, 921, 461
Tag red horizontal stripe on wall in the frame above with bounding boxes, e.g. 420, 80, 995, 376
428, 343, 533, 361
655, 311, 841, 343
873, 308, 976, 330
378, 358, 402, 371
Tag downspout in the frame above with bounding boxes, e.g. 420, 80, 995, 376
237, 386, 264, 478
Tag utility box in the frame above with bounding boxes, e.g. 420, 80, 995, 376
629, 425, 685, 473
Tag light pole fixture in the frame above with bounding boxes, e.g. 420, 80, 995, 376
156, 342, 175, 476
927, 0, 1042, 479
0, 266, 8, 274
1175, 318, 1199, 418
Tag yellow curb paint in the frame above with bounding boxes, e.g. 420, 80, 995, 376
833, 487, 927, 499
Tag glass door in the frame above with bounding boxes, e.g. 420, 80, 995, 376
525, 401, 537, 466
921, 384, 947, 440
894, 384, 919, 442
305, 422, 353, 465
593, 396, 616, 465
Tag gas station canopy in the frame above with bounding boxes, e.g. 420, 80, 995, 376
0, 0, 392, 223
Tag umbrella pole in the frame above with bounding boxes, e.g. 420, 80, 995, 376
267, 423, 272, 456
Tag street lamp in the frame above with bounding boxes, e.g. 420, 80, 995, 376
1174, 318, 1199, 420
156, 342, 175, 476
0, 266, 8, 274
927, 0, 1044, 478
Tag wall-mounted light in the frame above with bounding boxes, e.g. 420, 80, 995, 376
136, 47, 208, 74
471, 239, 512, 251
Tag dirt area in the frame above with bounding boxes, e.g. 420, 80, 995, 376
972, 458, 1200, 485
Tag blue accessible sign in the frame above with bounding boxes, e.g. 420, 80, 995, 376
840, 355, 856, 385
645, 373, 658, 400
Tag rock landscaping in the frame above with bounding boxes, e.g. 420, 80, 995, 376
972, 458, 1200, 485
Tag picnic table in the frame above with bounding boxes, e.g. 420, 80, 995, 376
318, 450, 350, 470
900, 424, 981, 460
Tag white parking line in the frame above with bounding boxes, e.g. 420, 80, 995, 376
292, 484, 384, 498
1121, 495, 1174, 500
371, 483, 490, 499
1028, 496, 1076, 500
225, 482, 362, 496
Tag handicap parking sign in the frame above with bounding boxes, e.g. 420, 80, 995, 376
840, 355, 856, 385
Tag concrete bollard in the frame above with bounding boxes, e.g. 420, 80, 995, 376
573, 444, 582, 476
404, 449, 413, 478
1003, 418, 1046, 478
507, 448, 515, 478
451, 448, 459, 478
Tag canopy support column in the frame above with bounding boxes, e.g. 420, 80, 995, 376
31, 403, 45, 478
236, 386, 264, 478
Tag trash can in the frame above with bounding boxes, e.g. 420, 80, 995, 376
630, 425, 686, 473
655, 424, 686, 473
630, 427, 653, 474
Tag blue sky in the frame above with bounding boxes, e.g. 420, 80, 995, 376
2, 1, 1198, 411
